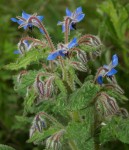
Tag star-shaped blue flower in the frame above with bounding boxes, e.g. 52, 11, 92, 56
97, 54, 118, 85
47, 38, 77, 60
11, 11, 44, 33
57, 7, 85, 32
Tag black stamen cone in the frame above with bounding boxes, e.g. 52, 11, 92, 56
71, 23, 77, 30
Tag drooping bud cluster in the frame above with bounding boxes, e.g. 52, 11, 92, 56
34, 74, 55, 102
29, 114, 47, 138
46, 129, 66, 150
95, 92, 128, 120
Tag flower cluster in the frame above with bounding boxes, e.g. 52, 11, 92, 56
11, 6, 127, 150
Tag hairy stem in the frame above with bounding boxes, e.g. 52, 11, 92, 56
64, 17, 70, 44
20, 36, 47, 47
38, 112, 63, 128
93, 106, 100, 150
28, 17, 55, 51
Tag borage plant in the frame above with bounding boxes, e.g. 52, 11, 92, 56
6, 6, 129, 150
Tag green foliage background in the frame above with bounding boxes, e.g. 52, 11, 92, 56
0, 0, 129, 149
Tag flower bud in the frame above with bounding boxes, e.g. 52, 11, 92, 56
77, 50, 88, 64
46, 129, 65, 150
29, 115, 47, 138
119, 108, 129, 118
45, 76, 54, 98
70, 61, 87, 72
96, 93, 120, 118
18, 40, 29, 54
34, 75, 45, 98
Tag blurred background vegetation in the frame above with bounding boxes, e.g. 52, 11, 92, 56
0, 0, 129, 149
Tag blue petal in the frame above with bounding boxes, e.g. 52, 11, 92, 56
11, 18, 18, 22
66, 8, 72, 17
76, 14, 85, 22
37, 16, 44, 21
14, 50, 21, 54
76, 7, 82, 14
22, 11, 31, 20
23, 25, 28, 30
68, 38, 77, 49
58, 50, 65, 57
97, 76, 103, 85
112, 54, 118, 67
47, 51, 60, 60
39, 28, 45, 34
107, 68, 118, 76
62, 24, 65, 32
24, 40, 29, 47
17, 20, 24, 25
57, 21, 62, 25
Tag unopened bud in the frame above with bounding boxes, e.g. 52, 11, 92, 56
96, 93, 120, 118
70, 61, 87, 72
34, 75, 45, 98
29, 114, 47, 138
45, 76, 54, 98
119, 108, 129, 118
77, 50, 88, 64
46, 129, 65, 150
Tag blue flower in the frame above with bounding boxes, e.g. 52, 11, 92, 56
14, 40, 32, 55
57, 7, 85, 32
103, 54, 118, 77
47, 38, 77, 60
97, 54, 118, 85
97, 75, 103, 85
11, 11, 44, 33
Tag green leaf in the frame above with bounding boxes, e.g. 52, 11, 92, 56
100, 117, 129, 144
67, 122, 94, 150
24, 89, 36, 114
4, 48, 48, 70
54, 77, 67, 96
27, 127, 59, 143
68, 81, 100, 110
0, 144, 15, 150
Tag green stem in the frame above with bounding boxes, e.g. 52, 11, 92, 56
68, 140, 79, 150
93, 106, 100, 150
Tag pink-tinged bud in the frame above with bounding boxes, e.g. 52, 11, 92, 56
35, 115, 47, 132
46, 129, 65, 150
34, 75, 45, 98
96, 93, 120, 118
70, 61, 87, 72
29, 114, 47, 138
45, 76, 54, 98
104, 84, 124, 94
119, 108, 129, 118
17, 70, 28, 83
77, 50, 88, 64
88, 36, 102, 47
18, 40, 28, 54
